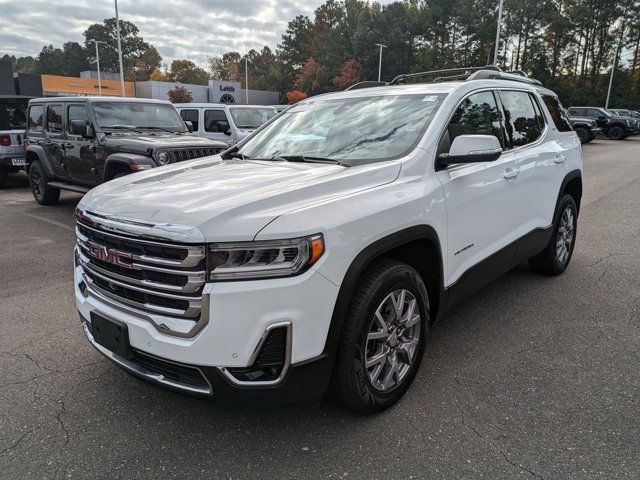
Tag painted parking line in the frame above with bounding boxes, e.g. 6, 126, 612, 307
21, 212, 74, 232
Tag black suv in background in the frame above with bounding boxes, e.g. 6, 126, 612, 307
568, 106, 640, 140
25, 97, 227, 205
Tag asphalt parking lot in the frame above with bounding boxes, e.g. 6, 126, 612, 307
1, 137, 639, 480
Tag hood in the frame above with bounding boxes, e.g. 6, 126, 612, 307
99, 133, 227, 152
80, 156, 401, 242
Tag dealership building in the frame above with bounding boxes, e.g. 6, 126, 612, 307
0, 61, 279, 104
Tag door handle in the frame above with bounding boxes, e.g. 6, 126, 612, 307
554, 154, 566, 164
503, 167, 519, 179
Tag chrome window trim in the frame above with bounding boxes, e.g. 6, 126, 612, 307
219, 322, 293, 387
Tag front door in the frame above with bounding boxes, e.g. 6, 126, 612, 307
435, 90, 519, 288
204, 109, 232, 145
64, 103, 99, 184
43, 104, 69, 179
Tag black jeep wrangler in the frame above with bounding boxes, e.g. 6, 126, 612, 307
24, 97, 227, 205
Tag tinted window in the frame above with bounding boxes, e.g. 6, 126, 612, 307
442, 91, 504, 153
542, 96, 572, 132
46, 105, 64, 133
28, 105, 44, 132
500, 91, 543, 147
0, 101, 28, 130
205, 110, 229, 132
180, 109, 199, 131
67, 104, 89, 134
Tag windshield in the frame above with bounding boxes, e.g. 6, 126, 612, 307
229, 107, 277, 129
237, 94, 445, 165
0, 100, 28, 130
92, 102, 186, 132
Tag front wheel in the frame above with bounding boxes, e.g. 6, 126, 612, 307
529, 194, 578, 275
575, 127, 591, 144
332, 259, 429, 413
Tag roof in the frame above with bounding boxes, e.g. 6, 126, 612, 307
28, 96, 172, 105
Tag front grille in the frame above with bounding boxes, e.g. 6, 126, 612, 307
170, 147, 222, 163
76, 220, 207, 326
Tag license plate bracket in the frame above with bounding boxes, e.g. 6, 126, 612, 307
90, 313, 133, 358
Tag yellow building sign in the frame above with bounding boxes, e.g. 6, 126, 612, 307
41, 75, 135, 97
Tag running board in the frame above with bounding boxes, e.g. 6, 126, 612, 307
47, 181, 92, 194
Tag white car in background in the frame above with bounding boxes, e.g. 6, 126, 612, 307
0, 96, 31, 187
176, 103, 277, 146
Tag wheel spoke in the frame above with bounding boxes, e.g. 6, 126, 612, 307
392, 290, 406, 320
366, 350, 387, 369
380, 353, 399, 390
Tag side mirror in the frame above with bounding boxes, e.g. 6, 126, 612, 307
438, 134, 502, 166
184, 120, 194, 133
598, 115, 606, 120
217, 120, 231, 135
70, 119, 92, 137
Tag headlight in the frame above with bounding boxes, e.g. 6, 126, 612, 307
208, 234, 325, 280
156, 150, 172, 165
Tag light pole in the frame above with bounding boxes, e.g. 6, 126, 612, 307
493, 0, 504, 65
245, 55, 249, 104
375, 43, 387, 82
606, 28, 625, 109
114, 0, 126, 96
88, 39, 106, 96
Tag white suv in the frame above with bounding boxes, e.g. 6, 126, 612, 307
74, 68, 582, 413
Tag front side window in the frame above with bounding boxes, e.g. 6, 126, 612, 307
28, 105, 44, 132
67, 104, 89, 134
237, 94, 446, 165
500, 91, 543, 147
441, 91, 504, 153
46, 105, 64, 133
92, 102, 186, 132
204, 110, 228, 132
229, 107, 277, 129
180, 109, 199, 131
542, 95, 572, 132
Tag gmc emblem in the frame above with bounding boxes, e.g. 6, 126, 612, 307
86, 241, 132, 269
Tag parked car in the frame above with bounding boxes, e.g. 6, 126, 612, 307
24, 97, 227, 205
568, 106, 639, 139
175, 103, 277, 146
75, 67, 582, 413
0, 95, 31, 187
569, 116, 599, 143
610, 109, 640, 119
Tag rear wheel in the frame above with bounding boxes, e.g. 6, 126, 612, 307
332, 259, 429, 413
529, 194, 577, 275
29, 160, 60, 205
607, 126, 625, 140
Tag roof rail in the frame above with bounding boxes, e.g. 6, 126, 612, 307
389, 66, 500, 85
467, 69, 543, 86
345, 81, 387, 91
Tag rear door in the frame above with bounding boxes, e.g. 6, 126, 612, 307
436, 90, 519, 287
44, 103, 70, 179
64, 103, 98, 184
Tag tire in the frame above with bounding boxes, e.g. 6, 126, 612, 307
29, 160, 60, 205
607, 126, 625, 140
529, 194, 578, 276
332, 259, 429, 413
574, 127, 590, 144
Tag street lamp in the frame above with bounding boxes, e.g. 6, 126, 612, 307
114, 0, 126, 96
375, 43, 387, 82
88, 39, 107, 96
493, 0, 504, 65
245, 55, 249, 104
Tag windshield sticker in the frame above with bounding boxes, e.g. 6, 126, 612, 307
422, 95, 439, 102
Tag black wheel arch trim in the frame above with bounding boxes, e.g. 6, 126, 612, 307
104, 153, 156, 181
25, 145, 55, 178
555, 169, 582, 220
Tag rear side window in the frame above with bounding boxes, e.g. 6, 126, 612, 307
441, 91, 505, 153
542, 95, 572, 132
499, 91, 543, 147
28, 105, 44, 132
205, 110, 229, 132
67, 104, 89, 134
46, 104, 64, 133
180, 109, 199, 131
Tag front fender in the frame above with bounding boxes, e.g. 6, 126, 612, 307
104, 153, 156, 180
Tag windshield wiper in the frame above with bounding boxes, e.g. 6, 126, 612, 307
104, 125, 144, 133
139, 126, 181, 134
228, 152, 251, 160
271, 155, 348, 166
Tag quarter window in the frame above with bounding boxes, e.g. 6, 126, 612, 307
46, 104, 64, 133
440, 91, 505, 154
67, 104, 89, 134
542, 95, 572, 132
205, 110, 229, 132
500, 91, 543, 147
180, 109, 199, 131
28, 105, 44, 132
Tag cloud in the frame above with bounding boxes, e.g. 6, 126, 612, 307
0, 0, 394, 67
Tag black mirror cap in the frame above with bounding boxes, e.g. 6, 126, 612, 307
437, 148, 502, 167
217, 120, 231, 135
184, 120, 194, 133
70, 119, 93, 138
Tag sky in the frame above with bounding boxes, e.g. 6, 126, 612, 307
0, 0, 393, 67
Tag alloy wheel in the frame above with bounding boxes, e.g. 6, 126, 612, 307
31, 168, 44, 200
556, 206, 574, 264
365, 289, 421, 392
